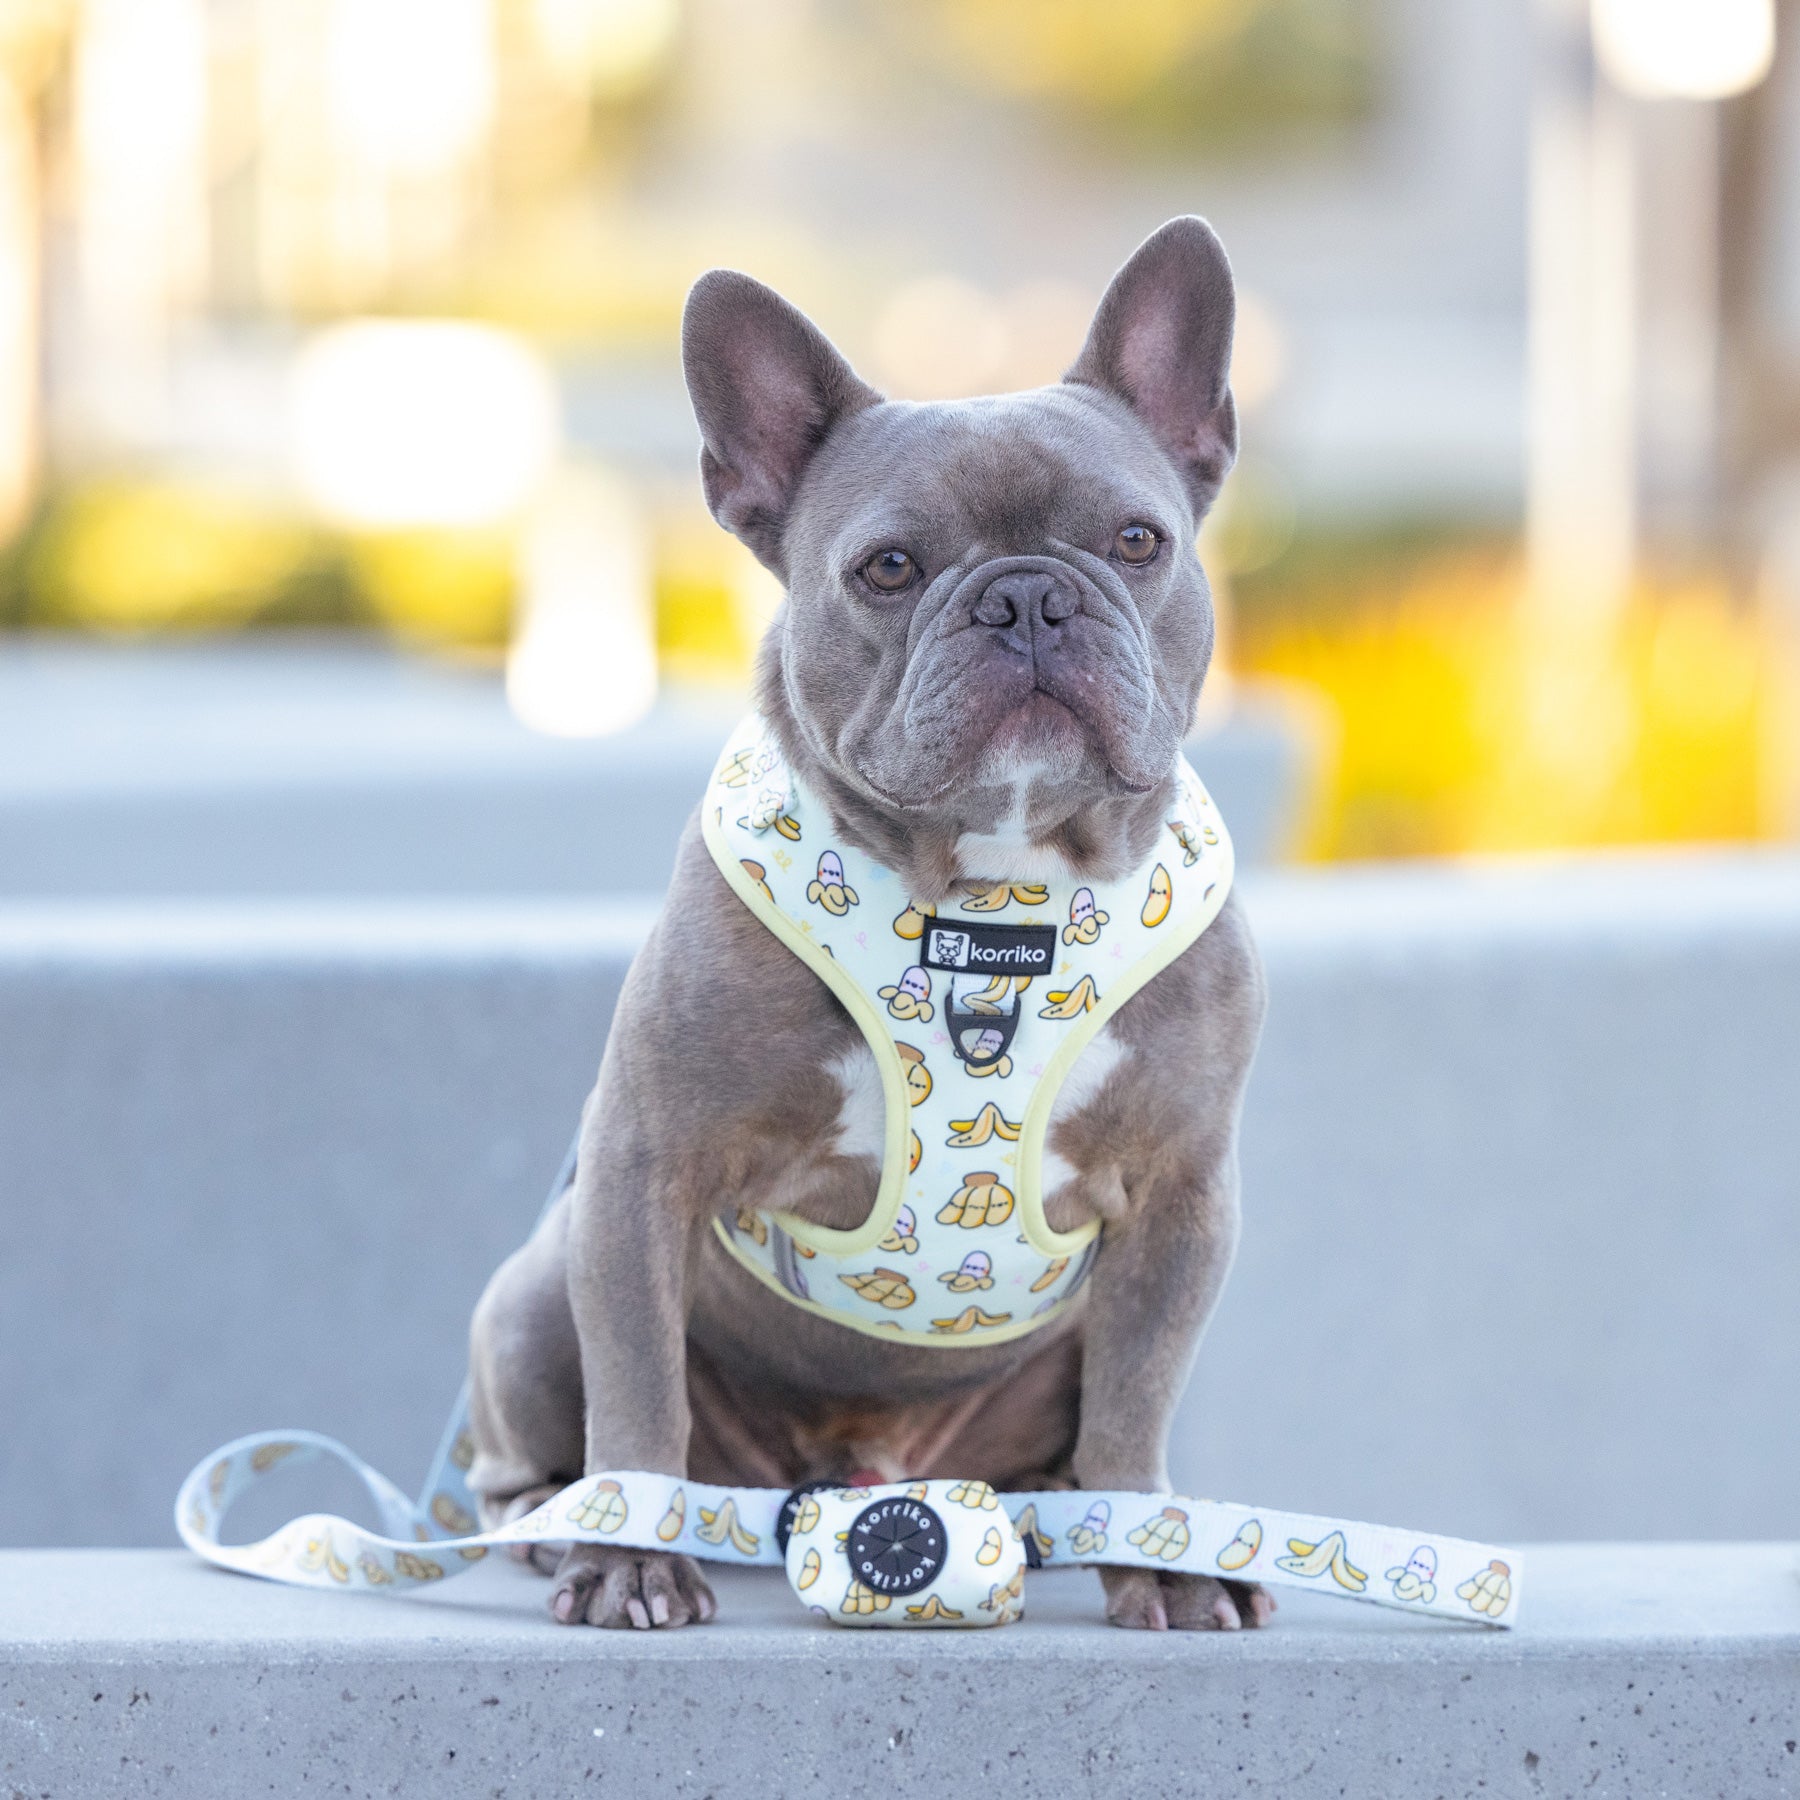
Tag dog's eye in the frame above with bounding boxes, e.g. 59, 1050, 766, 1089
862, 549, 918, 592
1114, 524, 1160, 565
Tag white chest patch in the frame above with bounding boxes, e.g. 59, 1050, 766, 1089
953, 789, 1073, 886
826, 1043, 885, 1164
1041, 1028, 1129, 1198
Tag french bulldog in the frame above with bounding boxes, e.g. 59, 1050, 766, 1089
466, 216, 1268, 1632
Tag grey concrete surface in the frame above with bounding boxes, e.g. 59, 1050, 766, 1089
0, 641, 1310, 895
1, 1546, 1796, 1799
3, 851, 1796, 1551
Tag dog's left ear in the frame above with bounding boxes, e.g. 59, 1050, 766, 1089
1065, 216, 1238, 517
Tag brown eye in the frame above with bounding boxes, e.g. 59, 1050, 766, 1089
863, 549, 918, 592
1115, 523, 1160, 565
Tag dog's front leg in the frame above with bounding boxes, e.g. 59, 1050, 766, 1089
547, 1101, 716, 1631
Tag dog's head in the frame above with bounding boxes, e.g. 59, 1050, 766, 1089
682, 218, 1236, 890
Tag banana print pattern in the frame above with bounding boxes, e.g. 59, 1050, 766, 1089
702, 716, 1234, 1346
180, 1438, 1523, 1628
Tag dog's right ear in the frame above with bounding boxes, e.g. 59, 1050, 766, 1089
682, 271, 882, 576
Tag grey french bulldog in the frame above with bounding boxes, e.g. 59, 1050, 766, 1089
466, 216, 1269, 1632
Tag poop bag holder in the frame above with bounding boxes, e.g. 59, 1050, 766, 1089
176, 1429, 1522, 1629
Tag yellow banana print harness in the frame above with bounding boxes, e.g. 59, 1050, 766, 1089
702, 715, 1235, 1347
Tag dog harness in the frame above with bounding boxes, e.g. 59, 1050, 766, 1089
701, 715, 1234, 1346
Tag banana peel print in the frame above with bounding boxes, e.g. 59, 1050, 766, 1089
905, 1594, 964, 1621
431, 1492, 477, 1535
932, 1304, 1012, 1333
1012, 1504, 1054, 1561
393, 1550, 445, 1582
696, 1497, 761, 1557
297, 1533, 351, 1583
958, 1031, 1012, 1077
1275, 1530, 1368, 1592
841, 1579, 892, 1616
806, 851, 859, 916
961, 882, 1050, 912
892, 899, 935, 940
1216, 1518, 1262, 1572
797, 1547, 822, 1590
946, 1102, 1021, 1147
1062, 887, 1109, 946
958, 973, 1031, 1014
1127, 1506, 1192, 1562
1028, 1256, 1069, 1293
939, 1250, 995, 1292
1141, 862, 1173, 927
739, 788, 800, 839
1456, 1559, 1513, 1618
879, 965, 934, 1022
657, 1489, 686, 1542
732, 1205, 768, 1246
1039, 974, 1100, 1018
1168, 820, 1203, 866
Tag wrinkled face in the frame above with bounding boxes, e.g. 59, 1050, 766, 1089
781, 388, 1213, 808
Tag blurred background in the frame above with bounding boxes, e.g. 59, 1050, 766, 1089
1, 0, 1797, 859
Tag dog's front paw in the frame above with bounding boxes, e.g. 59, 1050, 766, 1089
1100, 1566, 1276, 1631
548, 1544, 717, 1630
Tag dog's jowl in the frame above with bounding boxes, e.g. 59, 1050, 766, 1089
467, 217, 1270, 1634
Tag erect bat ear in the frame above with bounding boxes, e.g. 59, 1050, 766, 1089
682, 270, 882, 577
1065, 216, 1238, 519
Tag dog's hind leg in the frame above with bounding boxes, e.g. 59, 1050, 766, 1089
467, 1191, 586, 1574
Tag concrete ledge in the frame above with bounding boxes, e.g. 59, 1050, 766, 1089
2, 1546, 1796, 1798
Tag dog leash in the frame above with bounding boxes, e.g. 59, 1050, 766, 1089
175, 1139, 1521, 1629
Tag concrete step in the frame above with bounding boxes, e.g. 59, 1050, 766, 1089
4, 852, 1799, 1550
2, 1545, 1796, 1799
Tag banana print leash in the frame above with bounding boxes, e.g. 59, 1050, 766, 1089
174, 1141, 1522, 1629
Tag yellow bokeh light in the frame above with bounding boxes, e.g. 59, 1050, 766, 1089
1591, 0, 1775, 101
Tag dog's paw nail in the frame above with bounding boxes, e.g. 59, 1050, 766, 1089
650, 1592, 670, 1626
1212, 1596, 1242, 1631
627, 1598, 651, 1631
552, 1589, 577, 1623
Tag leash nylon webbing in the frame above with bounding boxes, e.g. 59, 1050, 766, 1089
175, 1138, 1521, 1628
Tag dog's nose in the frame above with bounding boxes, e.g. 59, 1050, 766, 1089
971, 571, 1078, 633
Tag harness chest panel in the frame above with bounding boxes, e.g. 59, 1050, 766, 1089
701, 716, 1234, 1347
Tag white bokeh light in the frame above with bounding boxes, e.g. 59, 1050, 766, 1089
290, 320, 559, 529
1591, 0, 1775, 101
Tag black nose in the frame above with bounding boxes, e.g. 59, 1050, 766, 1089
971, 570, 1078, 633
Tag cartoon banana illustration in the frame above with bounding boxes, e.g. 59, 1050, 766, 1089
945, 1480, 1001, 1510
1216, 1518, 1262, 1572
897, 1043, 931, 1105
976, 1527, 1005, 1566
797, 1547, 822, 1590
1168, 821, 1202, 866
806, 851, 859, 915
358, 1552, 393, 1586
959, 973, 1031, 1014
696, 1497, 761, 1557
251, 1442, 299, 1474
1275, 1530, 1368, 1592
456, 1546, 487, 1563
1028, 1257, 1069, 1293
905, 1594, 964, 1621
893, 900, 935, 940
1066, 1500, 1110, 1556
431, 1492, 476, 1535
657, 1489, 686, 1542
839, 1267, 917, 1309
979, 1565, 1025, 1616
931, 1305, 1013, 1334
937, 1171, 1015, 1229
207, 1459, 229, 1505
908, 1128, 922, 1173
740, 859, 776, 903
878, 1204, 919, 1255
879, 966, 934, 1022
1386, 1545, 1437, 1605
905, 1484, 929, 1501
1141, 862, 1173, 927
939, 1250, 995, 1292
1038, 974, 1100, 1018
738, 788, 799, 839
1062, 887, 1109, 946
1127, 1506, 1192, 1562
732, 1205, 768, 1246
393, 1550, 444, 1582
841, 1579, 892, 1616
566, 1479, 628, 1533
297, 1534, 351, 1583
1456, 1559, 1513, 1618
792, 1495, 823, 1534
1012, 1504, 1053, 1561
959, 883, 1013, 913
945, 1103, 1021, 1149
